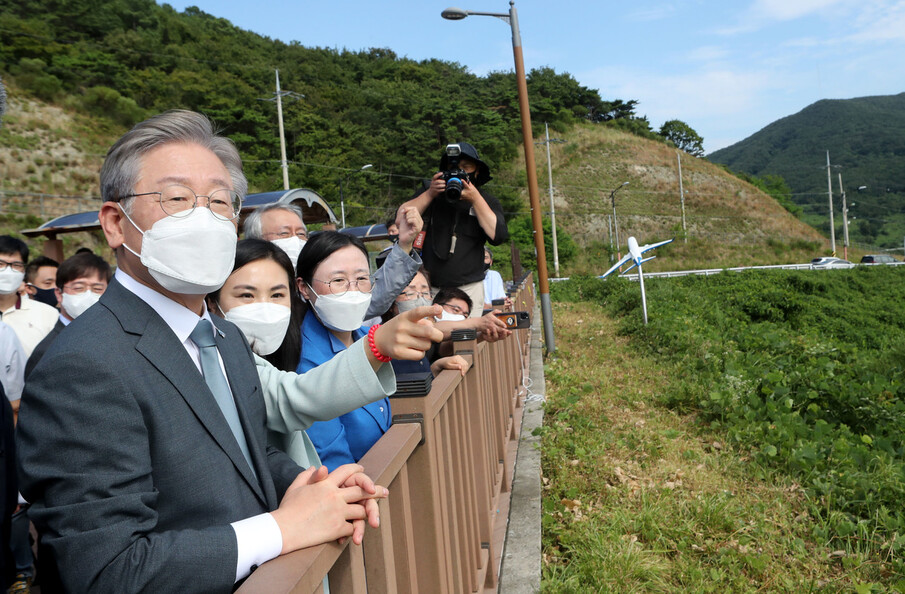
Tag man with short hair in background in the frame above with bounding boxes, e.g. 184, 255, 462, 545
23, 256, 59, 308
242, 203, 309, 268
25, 251, 112, 378
0, 236, 57, 358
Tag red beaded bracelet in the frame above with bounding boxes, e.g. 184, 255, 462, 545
368, 324, 392, 363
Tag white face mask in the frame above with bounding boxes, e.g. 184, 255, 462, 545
396, 296, 432, 314
61, 290, 101, 319
0, 268, 24, 295
310, 287, 372, 332
223, 302, 292, 356
270, 236, 306, 268
435, 309, 467, 323
121, 206, 237, 295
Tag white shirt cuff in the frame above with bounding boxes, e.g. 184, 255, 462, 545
231, 512, 283, 582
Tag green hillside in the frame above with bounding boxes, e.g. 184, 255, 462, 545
0, 0, 626, 224
709, 93, 905, 249
1, 0, 833, 274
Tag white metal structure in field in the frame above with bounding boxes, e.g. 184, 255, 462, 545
599, 236, 674, 325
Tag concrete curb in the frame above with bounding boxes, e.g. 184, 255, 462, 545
498, 305, 545, 593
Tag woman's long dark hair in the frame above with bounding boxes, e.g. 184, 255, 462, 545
208, 238, 303, 372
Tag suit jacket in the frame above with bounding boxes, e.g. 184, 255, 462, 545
0, 385, 15, 588
255, 340, 395, 469
16, 279, 302, 593
24, 318, 64, 379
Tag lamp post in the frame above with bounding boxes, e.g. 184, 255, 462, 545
338, 164, 373, 229
442, 1, 556, 353
610, 181, 629, 259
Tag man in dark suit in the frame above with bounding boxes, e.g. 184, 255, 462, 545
17, 110, 384, 592
0, 383, 15, 590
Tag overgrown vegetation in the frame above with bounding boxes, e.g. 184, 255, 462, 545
548, 268, 905, 589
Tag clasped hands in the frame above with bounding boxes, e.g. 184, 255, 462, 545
272, 463, 387, 553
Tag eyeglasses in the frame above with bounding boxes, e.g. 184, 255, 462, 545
264, 230, 308, 240
400, 290, 431, 300
120, 184, 242, 221
312, 276, 373, 296
0, 259, 25, 273
63, 282, 107, 294
440, 302, 467, 316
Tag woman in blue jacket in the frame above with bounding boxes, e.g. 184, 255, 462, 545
296, 232, 392, 470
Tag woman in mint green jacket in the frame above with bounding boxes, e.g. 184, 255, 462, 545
209, 239, 441, 468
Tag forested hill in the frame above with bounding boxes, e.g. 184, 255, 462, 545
708, 93, 905, 248
0, 0, 646, 224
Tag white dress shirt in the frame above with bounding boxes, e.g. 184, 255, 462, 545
0, 321, 25, 401
483, 269, 506, 304
114, 269, 282, 582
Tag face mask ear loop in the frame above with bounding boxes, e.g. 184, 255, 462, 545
118, 202, 146, 259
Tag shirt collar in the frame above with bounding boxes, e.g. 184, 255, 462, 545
114, 268, 217, 343
59, 313, 71, 327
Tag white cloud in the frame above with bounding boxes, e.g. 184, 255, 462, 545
846, 1, 905, 42
749, 0, 850, 21
626, 4, 677, 22
578, 64, 788, 152
684, 45, 730, 62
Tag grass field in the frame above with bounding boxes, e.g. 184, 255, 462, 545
541, 269, 905, 592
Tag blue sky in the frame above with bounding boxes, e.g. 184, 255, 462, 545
162, 0, 904, 153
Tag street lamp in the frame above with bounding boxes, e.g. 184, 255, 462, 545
442, 1, 556, 354
610, 181, 629, 260
339, 164, 373, 229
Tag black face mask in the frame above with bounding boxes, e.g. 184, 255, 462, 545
32, 287, 58, 307
483, 262, 491, 273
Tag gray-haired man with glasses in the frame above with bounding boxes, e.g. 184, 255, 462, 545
17, 110, 386, 593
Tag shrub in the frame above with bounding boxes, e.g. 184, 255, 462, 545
552, 267, 905, 555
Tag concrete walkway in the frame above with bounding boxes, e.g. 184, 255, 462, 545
498, 306, 545, 593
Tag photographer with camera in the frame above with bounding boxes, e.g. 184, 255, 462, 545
401, 142, 509, 319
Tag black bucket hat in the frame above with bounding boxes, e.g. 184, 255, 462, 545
439, 142, 492, 186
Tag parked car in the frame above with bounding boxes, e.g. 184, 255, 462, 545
860, 254, 899, 264
810, 257, 854, 269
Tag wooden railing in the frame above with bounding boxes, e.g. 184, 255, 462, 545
239, 273, 536, 593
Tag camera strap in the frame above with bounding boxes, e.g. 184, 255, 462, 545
428, 206, 462, 261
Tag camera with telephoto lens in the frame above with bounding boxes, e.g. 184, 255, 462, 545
441, 144, 470, 202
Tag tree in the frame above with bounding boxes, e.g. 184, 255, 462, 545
659, 119, 704, 157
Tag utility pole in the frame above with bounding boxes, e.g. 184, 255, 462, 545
607, 215, 613, 261
259, 70, 303, 190
536, 123, 566, 276
676, 151, 687, 242
609, 181, 629, 260
838, 172, 849, 261
826, 151, 836, 256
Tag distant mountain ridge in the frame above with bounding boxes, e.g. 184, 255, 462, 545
708, 93, 905, 248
